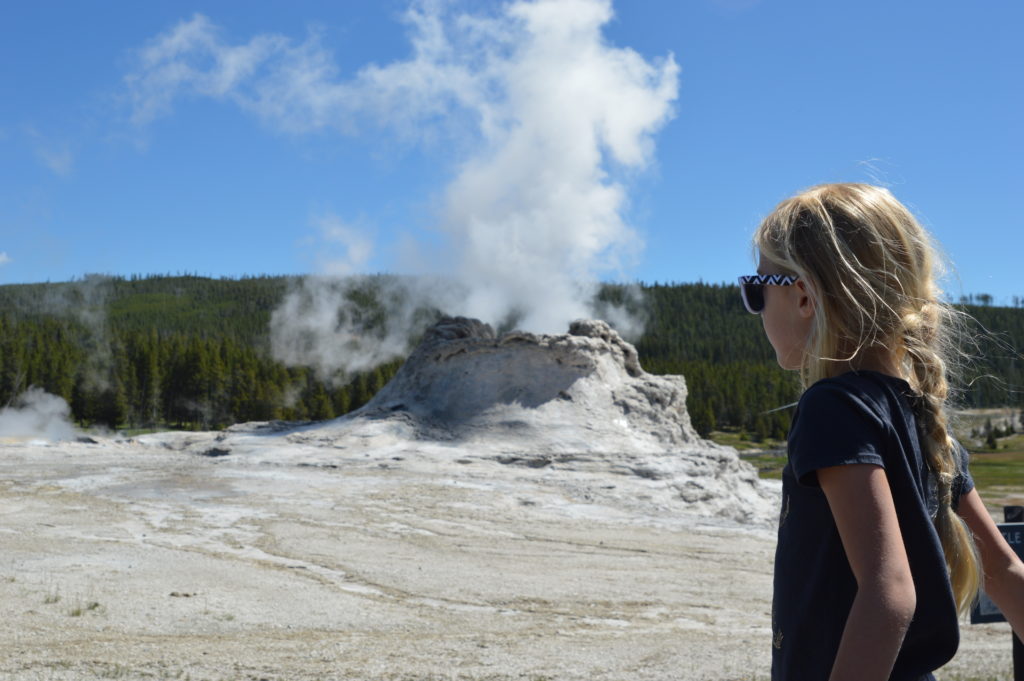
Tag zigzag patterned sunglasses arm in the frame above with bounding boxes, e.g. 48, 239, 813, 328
737, 274, 800, 314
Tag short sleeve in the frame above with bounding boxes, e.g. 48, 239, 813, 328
952, 440, 975, 509
788, 382, 887, 487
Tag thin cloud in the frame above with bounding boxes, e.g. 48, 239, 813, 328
310, 213, 374, 277
123, 14, 281, 126
35, 146, 75, 176
24, 126, 75, 176
0, 252, 11, 266
123, 13, 333, 130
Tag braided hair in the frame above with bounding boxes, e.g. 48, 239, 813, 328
755, 183, 980, 614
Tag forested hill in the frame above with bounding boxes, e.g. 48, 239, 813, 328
0, 275, 290, 344
1, 275, 1021, 438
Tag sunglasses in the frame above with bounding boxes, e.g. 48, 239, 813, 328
738, 274, 800, 314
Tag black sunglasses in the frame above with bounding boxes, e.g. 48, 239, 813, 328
738, 274, 800, 314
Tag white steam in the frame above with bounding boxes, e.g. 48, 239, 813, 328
0, 387, 78, 442
270, 275, 447, 381
126, 0, 678, 381
41, 276, 113, 391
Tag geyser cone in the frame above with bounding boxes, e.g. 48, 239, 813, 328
356, 316, 697, 452
208, 317, 776, 523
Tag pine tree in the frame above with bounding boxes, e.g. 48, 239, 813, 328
307, 383, 335, 421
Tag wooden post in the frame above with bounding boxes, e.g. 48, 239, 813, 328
1005, 506, 1023, 681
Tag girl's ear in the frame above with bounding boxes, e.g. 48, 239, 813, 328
796, 280, 816, 320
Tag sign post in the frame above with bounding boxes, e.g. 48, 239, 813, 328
970, 506, 1024, 681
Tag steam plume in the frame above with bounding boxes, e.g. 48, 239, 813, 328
0, 387, 78, 442
126, 0, 678, 380
43, 276, 113, 391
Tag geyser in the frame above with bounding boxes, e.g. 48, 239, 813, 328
259, 316, 776, 522
359, 316, 696, 451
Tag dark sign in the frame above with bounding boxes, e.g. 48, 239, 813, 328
971, 522, 1024, 624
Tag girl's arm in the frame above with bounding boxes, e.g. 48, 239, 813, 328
957, 488, 1024, 635
818, 463, 918, 681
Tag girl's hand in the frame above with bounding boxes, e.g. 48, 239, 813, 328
818, 463, 918, 681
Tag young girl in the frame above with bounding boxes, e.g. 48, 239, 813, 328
741, 183, 1024, 681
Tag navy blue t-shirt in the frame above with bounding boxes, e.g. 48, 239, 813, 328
771, 371, 974, 681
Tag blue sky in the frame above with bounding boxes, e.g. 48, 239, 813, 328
2, 0, 1021, 305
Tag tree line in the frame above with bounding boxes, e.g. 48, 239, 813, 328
0, 314, 403, 430
0, 276, 1020, 437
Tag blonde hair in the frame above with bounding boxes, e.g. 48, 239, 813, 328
755, 183, 980, 615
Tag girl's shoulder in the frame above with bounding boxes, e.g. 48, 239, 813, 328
799, 370, 907, 418
788, 372, 911, 484
798, 370, 912, 422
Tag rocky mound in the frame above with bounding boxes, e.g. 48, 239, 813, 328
217, 316, 776, 523
356, 316, 698, 452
